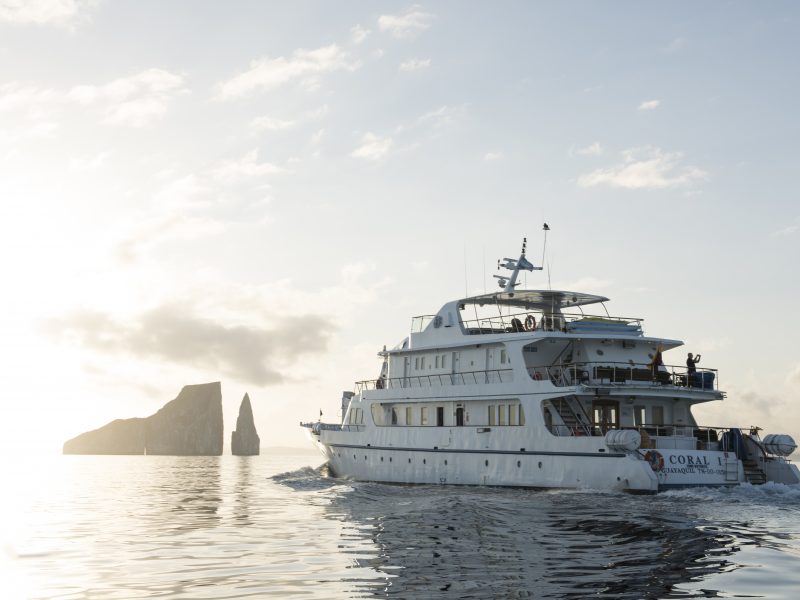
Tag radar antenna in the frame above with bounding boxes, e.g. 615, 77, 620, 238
494, 234, 543, 292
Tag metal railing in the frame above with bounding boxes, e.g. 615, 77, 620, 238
527, 362, 719, 390
458, 311, 643, 335
355, 368, 514, 393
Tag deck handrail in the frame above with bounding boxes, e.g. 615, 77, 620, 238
459, 310, 643, 335
527, 361, 719, 390
355, 368, 514, 393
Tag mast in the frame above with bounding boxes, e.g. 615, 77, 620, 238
494, 235, 543, 292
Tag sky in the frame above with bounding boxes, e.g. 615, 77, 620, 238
0, 1, 799, 455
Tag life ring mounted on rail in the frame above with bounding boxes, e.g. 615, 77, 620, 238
524, 315, 536, 331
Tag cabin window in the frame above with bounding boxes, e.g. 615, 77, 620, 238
414, 357, 420, 370
435, 355, 440, 368
441, 354, 447, 368
488, 405, 496, 426
509, 404, 517, 426
391, 408, 398, 425
421, 356, 426, 369
436, 406, 444, 426
499, 405, 506, 426
421, 406, 429, 425
652, 406, 664, 426
348, 410, 354, 424
634, 406, 646, 427
519, 405, 526, 426
406, 406, 412, 425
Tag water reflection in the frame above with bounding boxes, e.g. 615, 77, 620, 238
324, 484, 751, 599
233, 457, 253, 525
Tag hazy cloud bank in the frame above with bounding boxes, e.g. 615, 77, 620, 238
45, 305, 336, 385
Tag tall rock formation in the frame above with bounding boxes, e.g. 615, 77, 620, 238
63, 382, 224, 455
231, 393, 260, 456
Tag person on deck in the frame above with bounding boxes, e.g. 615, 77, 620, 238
649, 344, 666, 382
686, 352, 701, 374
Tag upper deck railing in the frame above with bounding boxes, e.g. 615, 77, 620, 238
411, 311, 643, 336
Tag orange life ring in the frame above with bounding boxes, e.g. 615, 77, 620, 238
525, 315, 536, 331
644, 450, 665, 472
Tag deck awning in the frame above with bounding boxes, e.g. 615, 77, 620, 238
461, 289, 609, 310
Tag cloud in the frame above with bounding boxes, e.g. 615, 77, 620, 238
0, 0, 95, 26
638, 99, 661, 111
787, 363, 800, 388
577, 146, 708, 190
249, 104, 328, 134
69, 151, 109, 171
350, 24, 370, 44
351, 132, 393, 161
418, 104, 466, 128
0, 68, 188, 127
250, 116, 296, 132
212, 149, 283, 182
218, 44, 358, 99
45, 304, 336, 386
771, 224, 799, 237
550, 276, 613, 291
399, 58, 431, 72
483, 152, 503, 161
378, 6, 434, 38
575, 142, 603, 156
663, 37, 688, 54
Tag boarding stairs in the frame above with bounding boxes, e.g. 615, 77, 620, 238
742, 435, 768, 485
550, 396, 592, 436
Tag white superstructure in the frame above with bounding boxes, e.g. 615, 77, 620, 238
302, 237, 798, 492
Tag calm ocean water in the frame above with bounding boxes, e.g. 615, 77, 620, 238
3, 452, 800, 599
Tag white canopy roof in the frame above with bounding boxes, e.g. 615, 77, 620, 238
461, 289, 609, 310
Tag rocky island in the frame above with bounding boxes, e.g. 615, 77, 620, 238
231, 393, 260, 455
63, 382, 224, 455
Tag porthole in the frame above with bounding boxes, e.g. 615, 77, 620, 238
381, 457, 384, 462
353, 454, 356, 460
423, 459, 427, 465
596, 349, 604, 356
517, 460, 521, 468
538, 461, 542, 469
408, 458, 411, 463
389, 457, 393, 462
485, 459, 489, 467
364, 455, 367, 460
445, 460, 448, 465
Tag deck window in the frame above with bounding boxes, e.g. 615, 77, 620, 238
499, 405, 506, 426
488, 405, 496, 426
509, 404, 517, 426
436, 406, 444, 426
500, 349, 508, 364
406, 406, 412, 425
652, 406, 664, 426
634, 406, 646, 427
421, 406, 429, 425
391, 407, 398, 425
519, 405, 526, 426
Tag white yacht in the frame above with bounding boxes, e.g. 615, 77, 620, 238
302, 236, 798, 492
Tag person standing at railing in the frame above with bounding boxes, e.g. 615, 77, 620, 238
686, 352, 701, 374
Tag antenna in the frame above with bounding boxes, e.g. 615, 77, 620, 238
463, 244, 468, 296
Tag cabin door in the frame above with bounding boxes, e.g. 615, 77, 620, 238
450, 351, 460, 384
592, 400, 620, 434
402, 357, 410, 388
455, 403, 465, 426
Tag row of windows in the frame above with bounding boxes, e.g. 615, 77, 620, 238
488, 403, 525, 426
414, 353, 449, 370
347, 407, 365, 425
